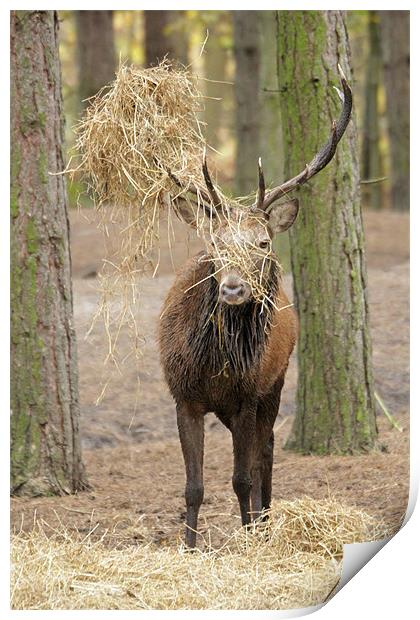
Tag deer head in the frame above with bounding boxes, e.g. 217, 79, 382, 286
175, 66, 352, 306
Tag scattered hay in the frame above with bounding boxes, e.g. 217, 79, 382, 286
68, 61, 212, 373
11, 497, 390, 610
72, 61, 216, 215
66, 61, 278, 385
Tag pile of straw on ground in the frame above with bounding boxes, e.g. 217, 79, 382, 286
11, 497, 389, 610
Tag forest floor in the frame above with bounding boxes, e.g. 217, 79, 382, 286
11, 209, 410, 549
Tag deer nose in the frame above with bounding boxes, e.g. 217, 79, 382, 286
221, 283, 245, 297
220, 277, 248, 305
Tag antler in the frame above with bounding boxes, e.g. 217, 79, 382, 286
167, 149, 222, 218
202, 150, 222, 209
251, 157, 265, 212
167, 171, 213, 219
259, 64, 353, 213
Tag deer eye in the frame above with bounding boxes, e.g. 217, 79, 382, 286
259, 239, 270, 250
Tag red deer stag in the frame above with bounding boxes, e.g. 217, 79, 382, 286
159, 67, 352, 548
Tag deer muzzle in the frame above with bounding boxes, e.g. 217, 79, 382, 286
219, 275, 251, 305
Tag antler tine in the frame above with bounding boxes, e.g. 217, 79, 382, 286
167, 167, 215, 217
202, 149, 222, 209
251, 157, 266, 213
255, 157, 265, 210
261, 65, 353, 212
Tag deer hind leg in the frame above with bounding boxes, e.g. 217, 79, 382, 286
253, 376, 284, 520
251, 429, 273, 521
176, 401, 205, 548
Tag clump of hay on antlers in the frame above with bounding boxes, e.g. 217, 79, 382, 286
11, 497, 390, 610
67, 61, 278, 371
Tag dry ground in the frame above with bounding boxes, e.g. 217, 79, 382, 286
11, 209, 410, 550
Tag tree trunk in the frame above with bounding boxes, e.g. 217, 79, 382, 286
170, 10, 189, 66
204, 17, 228, 152
361, 11, 383, 210
259, 10, 290, 270
277, 10, 377, 454
76, 10, 115, 104
126, 11, 138, 63
10, 10, 87, 495
233, 11, 260, 196
379, 10, 410, 211
259, 10, 284, 188
144, 10, 175, 66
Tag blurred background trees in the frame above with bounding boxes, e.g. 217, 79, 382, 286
361, 11, 382, 210
58, 9, 409, 210
380, 11, 410, 211
232, 11, 261, 196
76, 11, 115, 107
144, 11, 174, 66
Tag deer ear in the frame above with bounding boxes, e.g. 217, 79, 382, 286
173, 198, 200, 228
268, 198, 299, 233
174, 197, 219, 230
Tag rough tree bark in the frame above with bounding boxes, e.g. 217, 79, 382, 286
277, 10, 377, 454
11, 10, 87, 494
379, 10, 410, 211
76, 10, 115, 104
233, 11, 260, 196
144, 10, 175, 66
361, 11, 383, 210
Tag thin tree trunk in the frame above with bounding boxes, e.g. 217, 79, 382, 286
277, 10, 377, 454
144, 10, 175, 66
379, 10, 410, 211
233, 11, 261, 196
361, 10, 383, 210
259, 10, 284, 188
259, 10, 290, 270
76, 10, 115, 104
204, 20, 227, 152
170, 10, 189, 66
11, 10, 87, 495
126, 11, 137, 62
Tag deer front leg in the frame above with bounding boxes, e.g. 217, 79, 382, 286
176, 401, 205, 548
251, 459, 263, 519
259, 376, 284, 516
231, 401, 257, 526
260, 430, 275, 514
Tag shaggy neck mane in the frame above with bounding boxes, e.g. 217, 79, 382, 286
188, 257, 280, 377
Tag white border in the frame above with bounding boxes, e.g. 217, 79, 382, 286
3, 3, 417, 618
